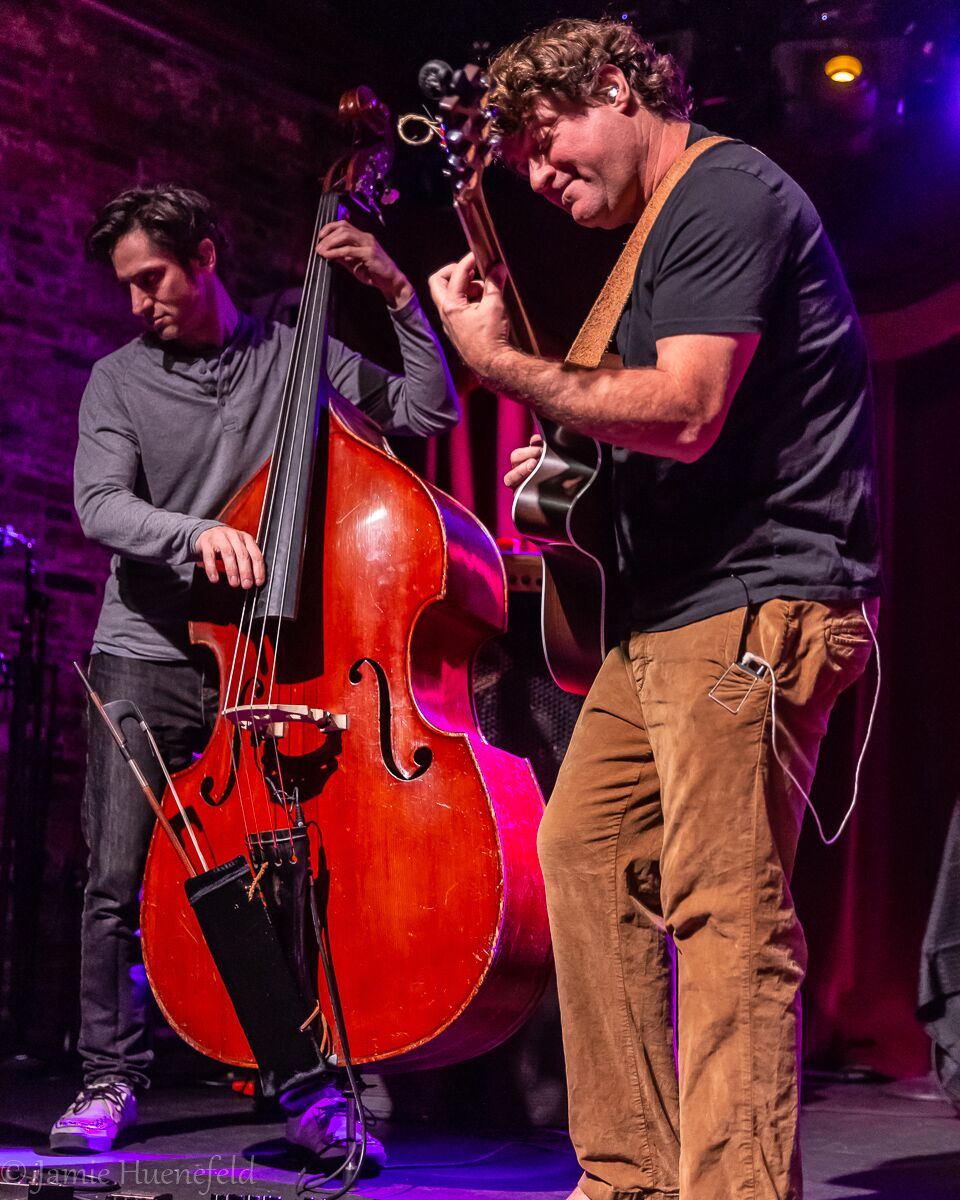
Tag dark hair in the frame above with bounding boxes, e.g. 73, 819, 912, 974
85, 185, 227, 269
487, 17, 693, 144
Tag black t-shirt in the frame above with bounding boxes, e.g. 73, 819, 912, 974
614, 124, 881, 631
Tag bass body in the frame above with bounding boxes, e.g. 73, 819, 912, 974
141, 393, 551, 1069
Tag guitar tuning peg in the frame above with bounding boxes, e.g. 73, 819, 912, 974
419, 58, 453, 100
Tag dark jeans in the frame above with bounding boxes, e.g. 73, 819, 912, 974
79, 651, 218, 1088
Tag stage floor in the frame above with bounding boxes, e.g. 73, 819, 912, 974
0, 1065, 957, 1199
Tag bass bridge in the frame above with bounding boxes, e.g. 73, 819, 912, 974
223, 703, 348, 740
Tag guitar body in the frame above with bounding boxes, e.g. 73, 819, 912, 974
512, 418, 619, 695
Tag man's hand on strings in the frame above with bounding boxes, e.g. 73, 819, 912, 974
504, 434, 544, 489
428, 253, 512, 379
195, 526, 266, 589
316, 220, 413, 310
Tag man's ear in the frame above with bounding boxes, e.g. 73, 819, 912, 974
194, 237, 217, 275
596, 65, 631, 112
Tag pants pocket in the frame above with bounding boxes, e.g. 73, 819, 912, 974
823, 604, 876, 682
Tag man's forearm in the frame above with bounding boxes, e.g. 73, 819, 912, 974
389, 296, 459, 435
478, 345, 705, 461
76, 482, 217, 565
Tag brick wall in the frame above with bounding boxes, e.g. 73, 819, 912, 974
0, 0, 348, 1049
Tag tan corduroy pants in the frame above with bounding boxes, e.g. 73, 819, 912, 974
538, 598, 877, 1200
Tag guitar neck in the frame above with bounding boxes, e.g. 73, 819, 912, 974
455, 189, 540, 358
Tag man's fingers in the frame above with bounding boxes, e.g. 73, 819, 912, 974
431, 261, 458, 285
317, 243, 358, 258
200, 538, 220, 584
317, 246, 364, 270
245, 532, 267, 587
198, 527, 265, 589
504, 434, 544, 486
505, 443, 542, 485
217, 535, 241, 587
503, 457, 539, 489
509, 443, 543, 467
509, 435, 544, 466
235, 531, 256, 587
428, 262, 457, 311
227, 529, 265, 588
316, 222, 388, 269
446, 252, 477, 304
317, 229, 373, 255
317, 219, 363, 241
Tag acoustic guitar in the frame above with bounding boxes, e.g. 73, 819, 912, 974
414, 59, 620, 695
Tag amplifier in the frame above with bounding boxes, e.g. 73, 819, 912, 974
474, 554, 583, 797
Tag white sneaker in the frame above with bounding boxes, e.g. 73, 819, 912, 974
285, 1088, 386, 1168
49, 1079, 137, 1152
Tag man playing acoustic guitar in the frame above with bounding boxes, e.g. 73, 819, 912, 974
430, 18, 880, 1200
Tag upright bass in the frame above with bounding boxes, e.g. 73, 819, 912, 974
138, 89, 552, 1075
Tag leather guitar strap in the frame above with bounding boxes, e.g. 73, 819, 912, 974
565, 135, 731, 369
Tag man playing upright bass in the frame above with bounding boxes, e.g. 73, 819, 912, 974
430, 17, 880, 1200
53, 184, 458, 1155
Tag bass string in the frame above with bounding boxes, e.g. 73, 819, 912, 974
266, 191, 339, 707
225, 194, 329, 711
216, 208, 324, 861
235, 190, 338, 851
258, 191, 340, 849
217, 277, 317, 859
259, 190, 336, 703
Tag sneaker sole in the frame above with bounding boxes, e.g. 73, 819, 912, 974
49, 1130, 115, 1153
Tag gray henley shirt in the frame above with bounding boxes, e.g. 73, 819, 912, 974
74, 297, 458, 660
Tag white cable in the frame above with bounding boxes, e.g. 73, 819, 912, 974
745, 601, 881, 845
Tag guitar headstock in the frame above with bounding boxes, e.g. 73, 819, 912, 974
405, 55, 538, 355
417, 58, 497, 209
323, 86, 398, 219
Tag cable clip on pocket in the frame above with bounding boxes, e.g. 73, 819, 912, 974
707, 652, 768, 715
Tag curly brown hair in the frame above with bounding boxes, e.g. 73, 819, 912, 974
487, 17, 692, 144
